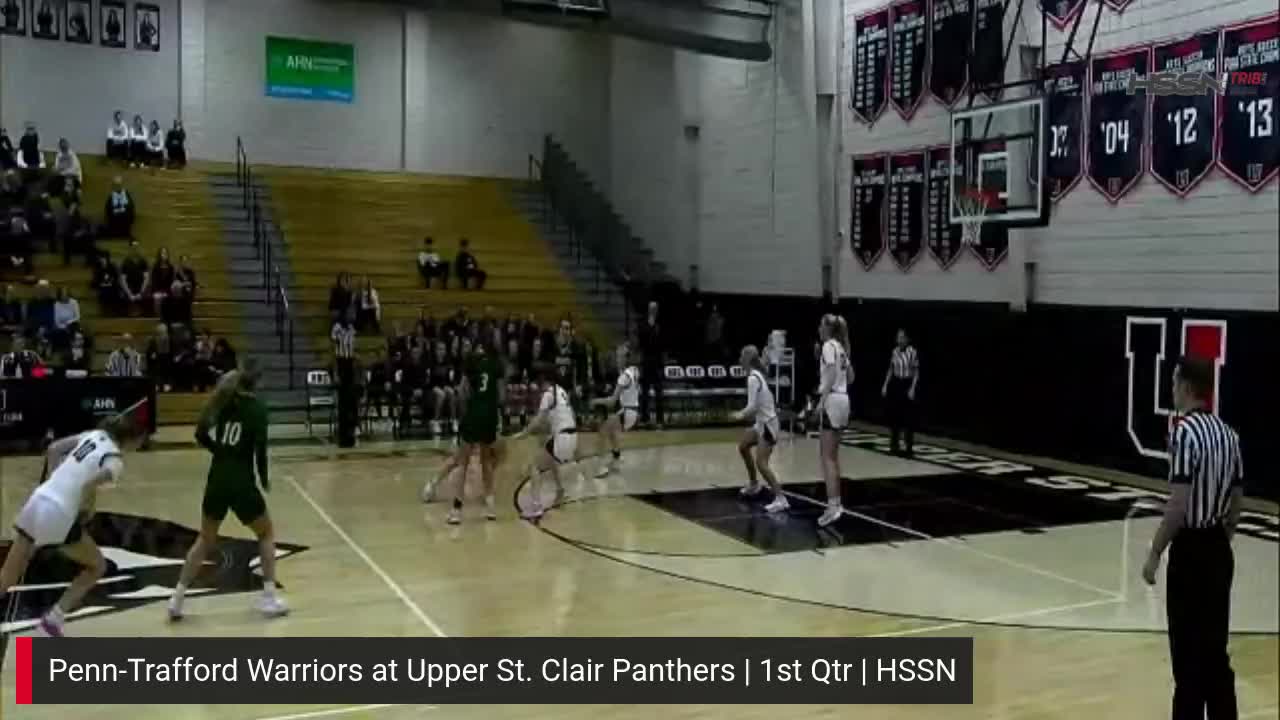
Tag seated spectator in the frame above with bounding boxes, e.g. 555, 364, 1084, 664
356, 276, 381, 333
148, 247, 175, 316
15, 123, 45, 180
417, 236, 449, 289
415, 308, 437, 343
442, 305, 470, 340
385, 320, 410, 359
397, 344, 430, 431
162, 279, 193, 327
91, 253, 122, 313
118, 241, 148, 312
328, 272, 353, 324
454, 238, 486, 290
165, 119, 187, 169
5, 213, 34, 276
24, 279, 54, 337
127, 115, 148, 168
32, 326, 53, 362
52, 286, 80, 348
63, 330, 91, 374
365, 347, 392, 420
145, 322, 173, 391
144, 121, 165, 168
60, 197, 97, 266
175, 254, 198, 298
0, 169, 22, 208
101, 176, 136, 239
170, 323, 196, 390
51, 139, 82, 199
427, 340, 457, 435
0, 333, 41, 378
105, 333, 143, 377
211, 336, 237, 376
0, 128, 13, 170
24, 190, 56, 251
107, 111, 130, 163
1, 284, 22, 327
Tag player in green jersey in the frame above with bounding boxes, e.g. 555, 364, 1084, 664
167, 359, 288, 620
426, 338, 505, 524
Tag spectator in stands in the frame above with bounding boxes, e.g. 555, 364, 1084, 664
417, 237, 449, 289
144, 121, 165, 168
101, 176, 136, 239
329, 272, 353, 324
105, 333, 143, 377
92, 253, 122, 314
0, 169, 21, 207
16, 123, 45, 181
169, 323, 196, 390
356, 276, 381, 333
24, 190, 56, 251
163, 279, 193, 327
107, 112, 130, 163
32, 326, 53, 361
397, 343, 430, 433
428, 340, 456, 435
1, 284, 22, 327
638, 300, 664, 429
52, 138, 82, 198
175, 254, 198, 298
119, 241, 148, 312
211, 336, 237, 376
5, 213, 34, 276
128, 115, 148, 168
443, 306, 470, 341
51, 286, 80, 348
63, 330, 91, 375
60, 195, 97, 266
385, 320, 409, 359
0, 128, 13, 170
454, 238, 486, 290
145, 322, 173, 391
165, 119, 187, 169
0, 333, 41, 378
148, 247, 176, 316
415, 309, 437, 344
24, 280, 54, 337
365, 347, 392, 421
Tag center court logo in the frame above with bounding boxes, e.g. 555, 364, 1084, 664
1124, 317, 1227, 461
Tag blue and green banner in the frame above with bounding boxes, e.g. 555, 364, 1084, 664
265, 36, 355, 103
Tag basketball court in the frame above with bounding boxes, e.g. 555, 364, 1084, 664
2, 428, 1276, 719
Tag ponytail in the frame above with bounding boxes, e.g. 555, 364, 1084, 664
742, 345, 766, 375
833, 316, 851, 362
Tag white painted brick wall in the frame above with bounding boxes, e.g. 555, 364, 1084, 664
839, 0, 1279, 311
1, 0, 180, 155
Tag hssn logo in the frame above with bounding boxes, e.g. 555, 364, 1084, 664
286, 55, 315, 70
875, 657, 956, 683
1124, 317, 1226, 460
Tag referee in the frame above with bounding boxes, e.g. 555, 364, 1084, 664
1143, 355, 1243, 720
880, 328, 919, 456
331, 309, 358, 448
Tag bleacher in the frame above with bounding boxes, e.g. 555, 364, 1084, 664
261, 167, 612, 358
4, 156, 238, 425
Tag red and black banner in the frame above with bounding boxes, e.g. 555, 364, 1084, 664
926, 147, 964, 269
1087, 46, 1150, 203
888, 152, 926, 270
1043, 60, 1086, 202
972, 0, 1005, 100
852, 8, 891, 124
1218, 14, 1279, 192
929, 0, 970, 106
1101, 0, 1132, 12
1150, 31, 1220, 196
889, 0, 927, 120
851, 155, 888, 270
1040, 0, 1085, 29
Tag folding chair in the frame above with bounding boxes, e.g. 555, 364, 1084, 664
305, 369, 336, 439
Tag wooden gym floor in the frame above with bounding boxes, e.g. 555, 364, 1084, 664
1, 427, 1276, 720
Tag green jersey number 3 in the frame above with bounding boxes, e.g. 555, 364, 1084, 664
477, 372, 489, 393
217, 421, 243, 447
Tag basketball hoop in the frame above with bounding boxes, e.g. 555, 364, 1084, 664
954, 189, 993, 247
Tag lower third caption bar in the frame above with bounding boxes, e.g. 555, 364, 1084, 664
19, 636, 974, 704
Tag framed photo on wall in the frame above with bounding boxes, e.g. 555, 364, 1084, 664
100, 0, 125, 48
65, 0, 90, 43
134, 2, 158, 51
0, 0, 27, 36
30, 0, 60, 40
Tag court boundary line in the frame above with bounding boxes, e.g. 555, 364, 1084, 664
254, 703, 437, 720
284, 473, 448, 638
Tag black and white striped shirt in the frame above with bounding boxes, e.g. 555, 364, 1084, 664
1169, 410, 1243, 529
889, 345, 919, 380
105, 348, 143, 377
331, 322, 356, 359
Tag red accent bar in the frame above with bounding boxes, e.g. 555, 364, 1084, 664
16, 636, 33, 704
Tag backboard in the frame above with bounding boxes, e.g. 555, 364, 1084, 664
949, 95, 1050, 228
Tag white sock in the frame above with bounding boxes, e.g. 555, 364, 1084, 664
172, 582, 187, 601
827, 499, 841, 509
263, 580, 277, 598
47, 605, 65, 622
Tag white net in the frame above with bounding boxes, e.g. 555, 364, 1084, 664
954, 190, 991, 247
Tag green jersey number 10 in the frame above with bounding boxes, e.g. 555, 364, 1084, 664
217, 421, 243, 447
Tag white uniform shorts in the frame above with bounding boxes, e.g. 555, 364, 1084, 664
617, 408, 639, 432
545, 431, 579, 464
821, 393, 851, 431
754, 417, 781, 447
14, 492, 78, 548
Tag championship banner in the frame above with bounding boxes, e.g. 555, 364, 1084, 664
1044, 60, 1086, 202
926, 146, 964, 269
1150, 31, 1220, 196
12, 637, 974, 704
851, 155, 888, 270
972, 0, 1005, 100
266, 36, 356, 103
1218, 14, 1279, 192
1087, 46, 1151, 203
888, 152, 926, 270
852, 8, 891, 124
1040, 0, 1085, 29
889, 0, 927, 120
929, 0, 971, 106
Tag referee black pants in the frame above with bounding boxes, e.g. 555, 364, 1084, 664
1167, 526, 1237, 720
336, 358, 357, 448
886, 377, 915, 454
640, 361, 663, 427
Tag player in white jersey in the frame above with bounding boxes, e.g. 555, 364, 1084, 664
518, 366, 579, 520
590, 343, 640, 479
733, 345, 788, 513
816, 314, 852, 527
1, 411, 147, 636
